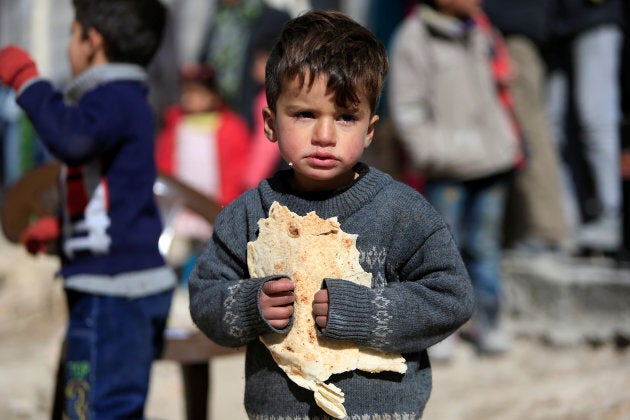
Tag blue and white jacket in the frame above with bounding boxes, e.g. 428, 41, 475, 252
17, 64, 175, 297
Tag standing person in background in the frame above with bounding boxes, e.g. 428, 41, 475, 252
545, 0, 625, 254
241, 34, 288, 190
197, 0, 291, 127
483, 0, 570, 254
156, 62, 250, 207
388, 0, 522, 361
0, 0, 176, 417
155, 62, 250, 274
146, 1, 181, 125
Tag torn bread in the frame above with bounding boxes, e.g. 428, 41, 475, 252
247, 201, 407, 418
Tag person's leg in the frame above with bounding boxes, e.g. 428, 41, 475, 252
573, 24, 624, 251
63, 291, 93, 420
423, 180, 467, 361
506, 36, 568, 248
424, 180, 466, 246
64, 290, 173, 419
547, 62, 582, 236
462, 175, 510, 353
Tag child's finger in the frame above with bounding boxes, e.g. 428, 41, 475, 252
314, 314, 327, 330
265, 304, 294, 319
313, 288, 328, 304
269, 292, 295, 306
262, 277, 295, 295
312, 301, 328, 317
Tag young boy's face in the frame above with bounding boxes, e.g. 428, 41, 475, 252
263, 74, 378, 191
67, 21, 92, 77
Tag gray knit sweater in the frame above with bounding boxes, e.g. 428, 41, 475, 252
189, 164, 474, 419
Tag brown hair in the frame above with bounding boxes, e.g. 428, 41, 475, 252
265, 10, 389, 115
179, 63, 219, 93
72, 0, 166, 66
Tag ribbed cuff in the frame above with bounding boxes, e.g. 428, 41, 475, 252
234, 274, 293, 335
322, 278, 375, 343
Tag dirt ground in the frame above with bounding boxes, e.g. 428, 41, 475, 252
1, 238, 630, 420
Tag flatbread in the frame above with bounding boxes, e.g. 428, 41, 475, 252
247, 201, 407, 418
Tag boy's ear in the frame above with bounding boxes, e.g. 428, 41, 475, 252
262, 107, 277, 142
364, 114, 379, 148
86, 28, 106, 62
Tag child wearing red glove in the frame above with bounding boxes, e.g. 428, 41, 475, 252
0, 1, 176, 418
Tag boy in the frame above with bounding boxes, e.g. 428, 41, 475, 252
0, 0, 175, 417
188, 10, 475, 418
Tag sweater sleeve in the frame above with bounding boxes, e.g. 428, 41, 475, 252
321, 194, 475, 354
188, 196, 289, 347
17, 80, 144, 165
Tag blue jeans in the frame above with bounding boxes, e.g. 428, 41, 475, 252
425, 175, 508, 330
63, 289, 173, 419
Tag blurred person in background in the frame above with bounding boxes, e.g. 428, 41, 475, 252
156, 63, 250, 207
545, 0, 625, 254
388, 0, 523, 361
155, 62, 250, 276
241, 29, 289, 190
197, 0, 290, 127
483, 0, 570, 255
0, 0, 176, 417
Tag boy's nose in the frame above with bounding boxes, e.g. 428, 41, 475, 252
312, 119, 335, 146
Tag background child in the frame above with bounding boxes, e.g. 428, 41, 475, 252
241, 34, 287, 190
189, 10, 474, 418
388, 0, 522, 360
155, 62, 249, 275
0, 0, 175, 417
156, 62, 250, 207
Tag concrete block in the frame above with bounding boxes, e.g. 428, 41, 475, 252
502, 254, 630, 346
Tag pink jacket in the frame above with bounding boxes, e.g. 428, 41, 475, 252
242, 90, 283, 189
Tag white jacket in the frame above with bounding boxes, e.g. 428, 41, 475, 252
388, 6, 520, 180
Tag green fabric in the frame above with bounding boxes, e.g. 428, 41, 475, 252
19, 113, 36, 173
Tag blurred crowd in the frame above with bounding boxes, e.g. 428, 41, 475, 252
0, 0, 628, 364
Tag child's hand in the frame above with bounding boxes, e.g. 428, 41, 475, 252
0, 45, 39, 91
312, 289, 329, 332
260, 277, 295, 329
20, 215, 59, 255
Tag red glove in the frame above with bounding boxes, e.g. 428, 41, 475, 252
0, 45, 39, 91
20, 216, 60, 255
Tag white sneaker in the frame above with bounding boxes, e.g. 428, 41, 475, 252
576, 216, 621, 252
477, 328, 511, 355
428, 334, 457, 363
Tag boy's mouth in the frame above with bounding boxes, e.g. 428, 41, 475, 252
306, 153, 337, 167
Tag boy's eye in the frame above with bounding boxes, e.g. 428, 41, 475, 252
338, 114, 357, 122
295, 111, 314, 119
